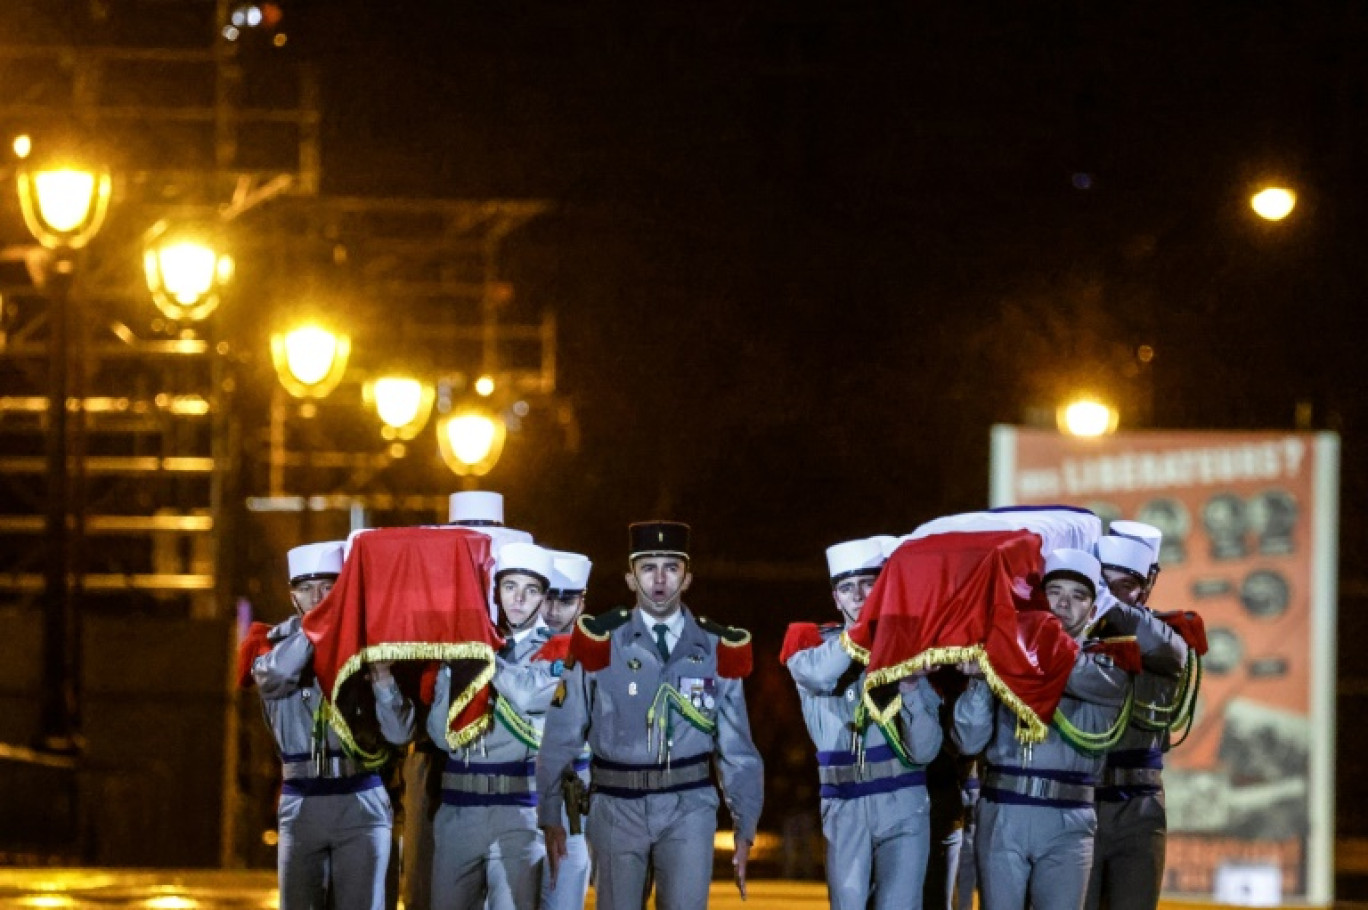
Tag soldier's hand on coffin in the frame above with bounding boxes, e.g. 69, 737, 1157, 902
957, 661, 984, 678
368, 661, 395, 683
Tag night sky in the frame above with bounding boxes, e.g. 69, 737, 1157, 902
280, 2, 1368, 587
9, 0, 1368, 855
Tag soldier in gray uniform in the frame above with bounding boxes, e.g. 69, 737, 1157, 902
252, 540, 417, 910
784, 536, 944, 910
1085, 523, 1190, 910
401, 491, 537, 910
428, 541, 559, 910
536, 551, 594, 910
536, 521, 765, 910
953, 548, 1134, 910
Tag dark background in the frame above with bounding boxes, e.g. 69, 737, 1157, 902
6, 0, 1368, 877
288, 0, 1368, 843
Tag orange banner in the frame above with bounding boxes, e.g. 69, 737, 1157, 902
991, 428, 1338, 905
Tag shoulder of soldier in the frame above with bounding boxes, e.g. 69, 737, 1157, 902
567, 608, 633, 672
695, 615, 754, 679
778, 621, 839, 666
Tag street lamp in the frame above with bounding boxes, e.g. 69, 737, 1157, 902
1058, 398, 1118, 437
270, 323, 351, 399
436, 406, 506, 477
17, 159, 112, 251
17, 147, 111, 751
143, 221, 235, 321
1251, 186, 1296, 222
364, 375, 435, 441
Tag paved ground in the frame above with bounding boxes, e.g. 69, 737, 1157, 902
0, 870, 1340, 909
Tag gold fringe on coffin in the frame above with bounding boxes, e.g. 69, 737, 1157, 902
862, 643, 1052, 745
838, 631, 871, 665
325, 641, 499, 757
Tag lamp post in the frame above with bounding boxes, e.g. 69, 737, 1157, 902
17, 149, 112, 751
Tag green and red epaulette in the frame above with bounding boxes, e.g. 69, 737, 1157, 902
1154, 610, 1208, 656
236, 621, 273, 689
698, 616, 753, 679
533, 634, 572, 665
570, 608, 633, 672
780, 622, 828, 665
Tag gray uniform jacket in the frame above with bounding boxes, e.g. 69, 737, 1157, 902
254, 615, 415, 771
787, 626, 944, 780
1093, 603, 1189, 784
952, 645, 1130, 786
426, 625, 559, 771
535, 606, 764, 842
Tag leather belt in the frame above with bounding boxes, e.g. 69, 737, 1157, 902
282, 756, 367, 780
442, 772, 535, 796
591, 757, 711, 793
818, 756, 910, 787
1103, 767, 1163, 788
984, 769, 1095, 804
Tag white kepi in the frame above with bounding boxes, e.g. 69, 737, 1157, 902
1108, 519, 1163, 565
825, 537, 887, 582
494, 541, 555, 588
288, 540, 345, 584
449, 490, 508, 526
547, 551, 593, 595
1096, 535, 1154, 581
1042, 547, 1102, 597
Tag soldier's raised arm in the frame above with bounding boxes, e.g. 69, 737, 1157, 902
253, 615, 312, 699
897, 674, 945, 765
951, 677, 994, 756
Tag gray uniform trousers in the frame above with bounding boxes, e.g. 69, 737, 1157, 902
785, 627, 943, 910
253, 616, 416, 910
823, 785, 932, 910
432, 803, 543, 910
279, 787, 394, 910
588, 792, 716, 910
974, 800, 1097, 910
1086, 795, 1167, 910
952, 646, 1130, 910
428, 626, 559, 910
1085, 604, 1188, 910
540, 784, 591, 910
537, 607, 765, 910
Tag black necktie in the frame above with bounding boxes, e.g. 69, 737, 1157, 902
653, 623, 671, 662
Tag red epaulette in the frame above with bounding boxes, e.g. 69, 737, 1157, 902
698, 616, 753, 679
533, 634, 572, 664
1155, 610, 1208, 656
1085, 636, 1142, 674
780, 622, 826, 665
569, 608, 631, 672
236, 622, 273, 690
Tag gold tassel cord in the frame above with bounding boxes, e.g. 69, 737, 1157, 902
838, 631, 871, 665
321, 641, 498, 755
860, 643, 1051, 745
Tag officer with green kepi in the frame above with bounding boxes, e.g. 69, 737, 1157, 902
536, 521, 765, 910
